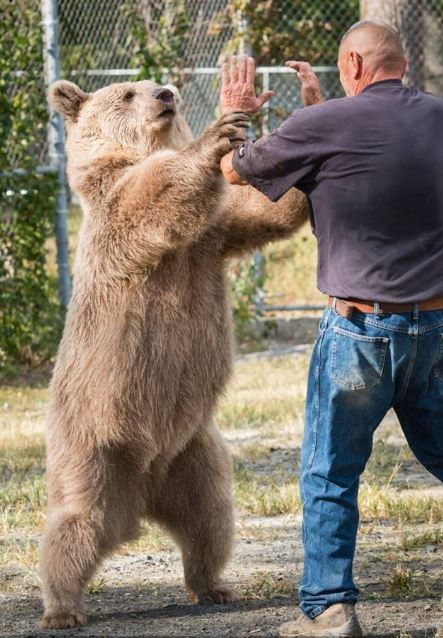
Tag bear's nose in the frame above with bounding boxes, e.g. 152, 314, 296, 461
153, 88, 174, 103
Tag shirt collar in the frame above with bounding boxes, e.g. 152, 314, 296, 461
361, 79, 404, 93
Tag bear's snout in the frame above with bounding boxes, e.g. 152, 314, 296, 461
154, 88, 175, 104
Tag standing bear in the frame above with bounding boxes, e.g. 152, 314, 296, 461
40, 78, 308, 629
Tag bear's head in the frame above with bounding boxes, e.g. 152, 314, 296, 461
49, 79, 193, 184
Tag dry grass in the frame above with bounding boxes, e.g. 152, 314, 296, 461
399, 529, 443, 551
118, 522, 174, 554
235, 475, 300, 516
388, 564, 440, 599
243, 570, 295, 600
1, 347, 442, 614
216, 354, 309, 435
87, 576, 107, 594
359, 484, 442, 525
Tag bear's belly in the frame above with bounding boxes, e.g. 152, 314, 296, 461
136, 249, 233, 419
51, 252, 233, 450
135, 283, 233, 425
52, 247, 232, 454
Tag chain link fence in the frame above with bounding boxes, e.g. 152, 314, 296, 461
2, 0, 442, 170
3, 0, 443, 309
5, 0, 441, 170
41, 0, 443, 148
360, 0, 443, 95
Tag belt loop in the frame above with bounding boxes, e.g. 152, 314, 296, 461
332, 297, 337, 311
413, 303, 419, 321
374, 301, 381, 319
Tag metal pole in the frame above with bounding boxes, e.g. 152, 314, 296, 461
262, 68, 270, 135
41, 0, 71, 307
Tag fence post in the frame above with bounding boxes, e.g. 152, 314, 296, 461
41, 0, 71, 307
261, 68, 270, 135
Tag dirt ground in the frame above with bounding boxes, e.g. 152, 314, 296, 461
1, 341, 442, 638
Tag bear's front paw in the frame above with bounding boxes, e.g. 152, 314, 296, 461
202, 112, 250, 159
195, 585, 241, 605
39, 608, 87, 629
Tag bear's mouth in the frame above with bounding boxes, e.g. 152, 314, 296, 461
158, 108, 176, 119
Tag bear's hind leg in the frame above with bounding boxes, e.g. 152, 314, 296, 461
39, 448, 145, 628
39, 510, 98, 629
149, 424, 240, 604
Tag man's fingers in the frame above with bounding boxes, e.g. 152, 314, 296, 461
257, 90, 274, 107
286, 60, 314, 76
238, 55, 248, 83
230, 56, 239, 83
246, 56, 255, 84
286, 60, 301, 72
221, 61, 230, 87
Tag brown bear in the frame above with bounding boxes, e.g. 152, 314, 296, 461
39, 78, 308, 629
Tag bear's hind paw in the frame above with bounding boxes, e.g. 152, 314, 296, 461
195, 585, 241, 605
39, 608, 87, 629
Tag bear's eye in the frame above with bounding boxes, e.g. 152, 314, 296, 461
123, 90, 135, 102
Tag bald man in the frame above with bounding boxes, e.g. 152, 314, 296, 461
220, 21, 443, 638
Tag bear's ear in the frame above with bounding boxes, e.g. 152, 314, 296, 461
48, 80, 89, 121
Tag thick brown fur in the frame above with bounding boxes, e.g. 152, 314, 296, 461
39, 79, 308, 629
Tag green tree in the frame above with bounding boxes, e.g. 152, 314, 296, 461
212, 0, 359, 65
121, 0, 190, 84
0, 1, 61, 372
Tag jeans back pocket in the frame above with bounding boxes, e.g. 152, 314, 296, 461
331, 327, 389, 390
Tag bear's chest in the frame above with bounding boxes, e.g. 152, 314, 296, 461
141, 236, 227, 318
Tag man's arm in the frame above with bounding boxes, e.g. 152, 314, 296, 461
285, 61, 324, 106
219, 56, 273, 185
220, 150, 246, 185
219, 57, 323, 187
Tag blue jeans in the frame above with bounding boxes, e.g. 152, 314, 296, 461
300, 305, 443, 619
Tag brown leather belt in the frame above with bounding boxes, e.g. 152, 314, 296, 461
328, 296, 443, 319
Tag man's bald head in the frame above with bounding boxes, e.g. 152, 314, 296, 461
340, 21, 405, 74
338, 21, 407, 96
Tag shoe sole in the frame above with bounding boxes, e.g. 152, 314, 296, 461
279, 617, 363, 637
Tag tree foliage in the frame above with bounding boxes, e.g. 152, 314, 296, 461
121, 0, 190, 85
0, 1, 61, 372
211, 0, 359, 65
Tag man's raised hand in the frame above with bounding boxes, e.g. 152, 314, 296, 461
286, 61, 324, 106
220, 55, 274, 114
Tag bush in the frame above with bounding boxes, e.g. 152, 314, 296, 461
228, 256, 264, 341
0, 1, 61, 373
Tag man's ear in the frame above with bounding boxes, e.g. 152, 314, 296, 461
349, 51, 363, 80
48, 80, 89, 121
402, 57, 408, 78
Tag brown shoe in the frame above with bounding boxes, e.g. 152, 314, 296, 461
278, 603, 363, 637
